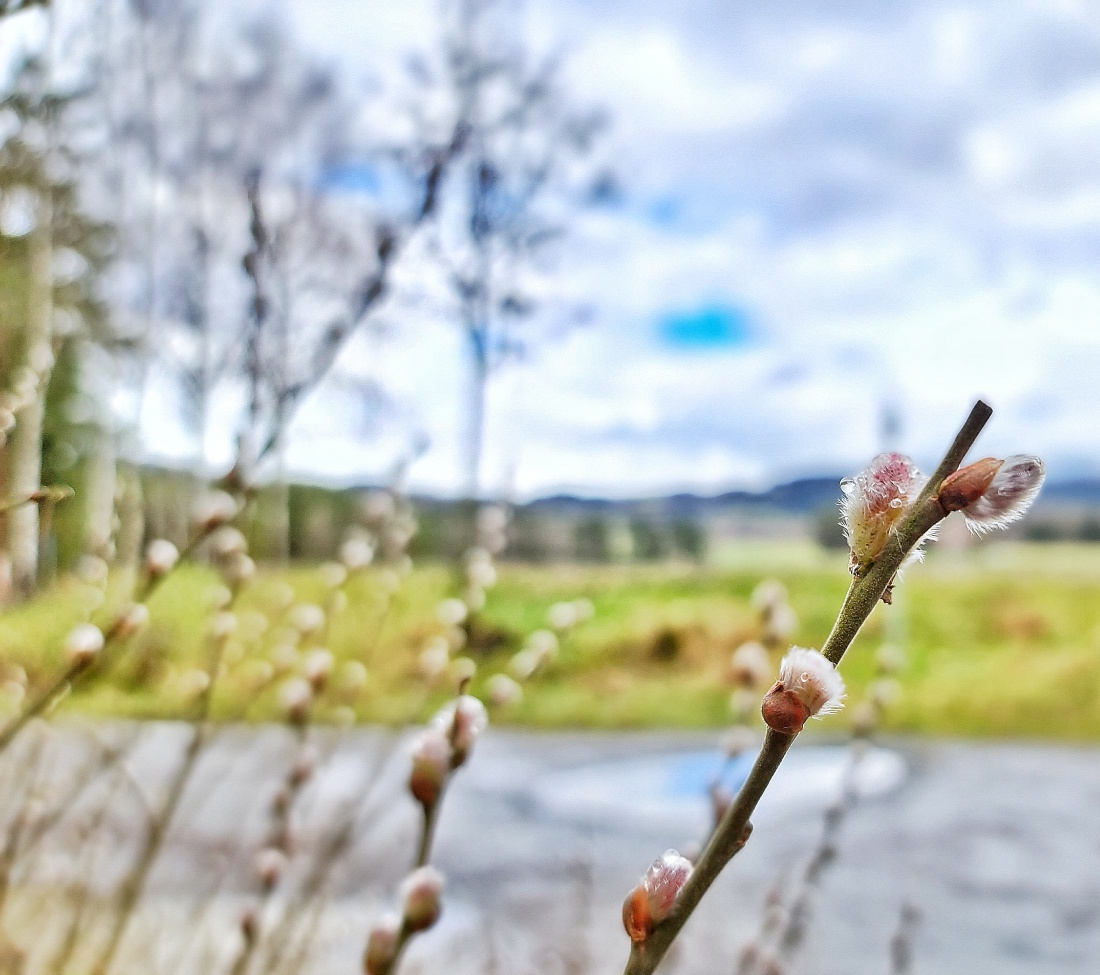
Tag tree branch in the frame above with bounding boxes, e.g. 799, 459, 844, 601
621, 400, 993, 975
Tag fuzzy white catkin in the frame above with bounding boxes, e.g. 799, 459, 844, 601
145, 539, 179, 577
840, 453, 927, 564
436, 598, 468, 627
64, 623, 104, 664
778, 647, 846, 717
962, 455, 1045, 533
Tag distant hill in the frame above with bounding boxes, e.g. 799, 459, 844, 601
521, 474, 1100, 519
1037, 479, 1100, 507
524, 477, 845, 519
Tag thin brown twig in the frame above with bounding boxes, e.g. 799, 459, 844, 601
889, 902, 921, 975
377, 687, 471, 975
0, 519, 220, 753
621, 400, 993, 975
87, 583, 240, 975
255, 733, 402, 975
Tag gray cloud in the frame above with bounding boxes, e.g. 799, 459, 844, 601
272, 0, 1100, 496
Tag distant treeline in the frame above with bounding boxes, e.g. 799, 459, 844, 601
43, 464, 1100, 573
125, 467, 708, 566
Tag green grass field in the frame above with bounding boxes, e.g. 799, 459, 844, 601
2, 541, 1100, 739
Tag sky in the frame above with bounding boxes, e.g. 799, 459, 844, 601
131, 0, 1100, 496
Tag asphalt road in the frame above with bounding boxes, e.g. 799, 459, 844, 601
3, 724, 1099, 975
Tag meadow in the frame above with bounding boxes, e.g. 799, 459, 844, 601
3, 540, 1098, 740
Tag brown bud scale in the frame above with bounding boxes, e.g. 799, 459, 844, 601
760, 682, 811, 735
623, 886, 652, 943
938, 457, 1002, 513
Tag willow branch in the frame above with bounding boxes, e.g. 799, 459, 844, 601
621, 400, 993, 975
0, 520, 218, 753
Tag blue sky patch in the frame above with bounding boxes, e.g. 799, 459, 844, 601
658, 304, 752, 349
318, 162, 381, 195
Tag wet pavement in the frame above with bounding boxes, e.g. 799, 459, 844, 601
2, 724, 1100, 975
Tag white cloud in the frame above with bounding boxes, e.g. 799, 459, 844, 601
254, 0, 1100, 496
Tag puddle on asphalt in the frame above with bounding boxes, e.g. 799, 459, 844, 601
530, 745, 906, 832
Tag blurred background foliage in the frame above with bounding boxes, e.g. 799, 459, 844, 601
3, 544, 1100, 737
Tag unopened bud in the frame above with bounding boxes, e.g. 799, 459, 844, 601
271, 785, 291, 816
467, 553, 497, 590
509, 648, 542, 681
409, 728, 452, 806
450, 656, 477, 684
145, 539, 179, 578
547, 600, 578, 631
750, 579, 787, 612
210, 526, 248, 560
64, 623, 104, 666
622, 850, 693, 942
761, 648, 845, 735
729, 688, 755, 722
723, 725, 757, 758
361, 489, 396, 526
340, 536, 374, 571
270, 582, 296, 611
419, 637, 450, 681
290, 604, 326, 636
869, 677, 901, 709
436, 598, 468, 627
573, 598, 595, 621
222, 553, 256, 588
254, 847, 287, 889
206, 584, 233, 610
938, 457, 1002, 512
280, 677, 313, 724
851, 699, 878, 737
432, 694, 489, 766
177, 668, 210, 701
115, 603, 149, 639
526, 629, 558, 658
29, 342, 53, 373
319, 561, 348, 589
728, 641, 771, 689
364, 913, 400, 975
193, 490, 238, 532
487, 673, 523, 707
303, 648, 334, 691
875, 642, 906, 675
338, 660, 368, 693
290, 745, 317, 787
240, 903, 259, 942
762, 603, 798, 647
400, 866, 444, 932
210, 611, 237, 640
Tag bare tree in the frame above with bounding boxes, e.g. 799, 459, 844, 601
0, 0, 48, 17
406, 0, 607, 516
97, 3, 462, 524
0, 47, 111, 597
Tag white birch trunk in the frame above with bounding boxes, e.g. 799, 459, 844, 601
6, 203, 53, 596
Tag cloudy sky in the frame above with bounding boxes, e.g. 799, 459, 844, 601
276, 0, 1100, 497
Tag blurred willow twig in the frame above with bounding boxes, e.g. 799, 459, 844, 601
0, 509, 228, 754
87, 554, 249, 975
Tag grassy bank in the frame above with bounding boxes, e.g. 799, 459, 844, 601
1, 542, 1099, 738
